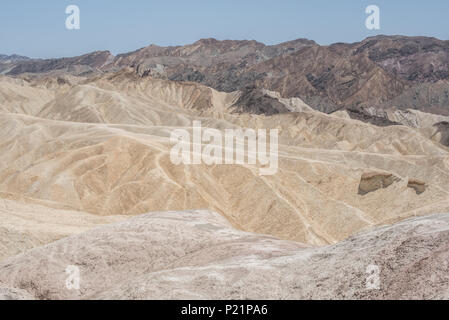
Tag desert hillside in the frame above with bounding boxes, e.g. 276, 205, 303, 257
1, 72, 449, 247
1, 38, 449, 300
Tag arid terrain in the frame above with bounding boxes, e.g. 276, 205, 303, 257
1, 36, 449, 300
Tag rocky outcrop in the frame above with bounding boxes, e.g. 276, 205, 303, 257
232, 86, 290, 115
358, 172, 401, 195
432, 121, 449, 147
345, 108, 400, 127
407, 179, 427, 195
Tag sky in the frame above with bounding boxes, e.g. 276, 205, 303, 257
0, 0, 448, 58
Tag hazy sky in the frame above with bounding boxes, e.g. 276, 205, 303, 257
1, 0, 448, 58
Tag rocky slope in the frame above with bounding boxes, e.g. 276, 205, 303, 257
1, 210, 448, 300
4, 36, 449, 119
110, 36, 449, 116
0, 72, 449, 247
2, 51, 114, 77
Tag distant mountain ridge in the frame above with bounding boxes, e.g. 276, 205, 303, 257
3, 51, 114, 77
2, 35, 449, 119
0, 54, 30, 63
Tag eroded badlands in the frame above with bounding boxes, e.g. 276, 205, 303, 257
0, 70, 449, 299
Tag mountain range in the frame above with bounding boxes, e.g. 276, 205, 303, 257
1, 35, 449, 300
2, 35, 449, 119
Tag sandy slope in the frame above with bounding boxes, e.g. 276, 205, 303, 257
1, 70, 449, 300
2, 111, 449, 245
0, 76, 54, 115
1, 72, 449, 246
0, 209, 448, 300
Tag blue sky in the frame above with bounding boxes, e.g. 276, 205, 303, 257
1, 0, 448, 58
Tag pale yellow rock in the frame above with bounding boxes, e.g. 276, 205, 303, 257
0, 72, 449, 246
1, 71, 449, 300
